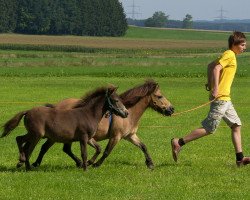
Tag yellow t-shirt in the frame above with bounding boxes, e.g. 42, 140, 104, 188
214, 50, 237, 101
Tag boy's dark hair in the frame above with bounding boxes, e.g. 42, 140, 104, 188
228, 31, 246, 48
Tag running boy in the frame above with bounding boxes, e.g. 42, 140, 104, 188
171, 31, 250, 166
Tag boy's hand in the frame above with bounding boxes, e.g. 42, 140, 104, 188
211, 88, 219, 99
205, 83, 211, 91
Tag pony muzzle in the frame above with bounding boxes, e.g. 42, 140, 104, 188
164, 106, 174, 116
112, 108, 128, 118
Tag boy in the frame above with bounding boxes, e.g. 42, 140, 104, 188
171, 31, 250, 166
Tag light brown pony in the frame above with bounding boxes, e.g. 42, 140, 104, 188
32, 80, 174, 169
1, 85, 128, 171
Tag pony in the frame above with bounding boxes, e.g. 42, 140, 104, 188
32, 80, 174, 169
1, 85, 128, 171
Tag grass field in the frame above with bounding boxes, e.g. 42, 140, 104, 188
0, 26, 250, 200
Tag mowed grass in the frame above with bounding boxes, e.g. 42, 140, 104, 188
1, 76, 250, 200
1, 27, 250, 199
0, 50, 250, 78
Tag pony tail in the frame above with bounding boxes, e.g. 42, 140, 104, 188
1, 111, 27, 138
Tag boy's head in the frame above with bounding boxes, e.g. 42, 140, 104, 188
228, 31, 247, 54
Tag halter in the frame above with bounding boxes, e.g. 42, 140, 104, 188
105, 90, 123, 115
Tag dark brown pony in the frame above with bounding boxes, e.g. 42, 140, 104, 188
1, 85, 128, 171
33, 80, 174, 169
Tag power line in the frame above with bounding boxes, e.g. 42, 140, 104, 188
215, 6, 228, 21
126, 0, 141, 20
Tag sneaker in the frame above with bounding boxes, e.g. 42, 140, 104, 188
171, 138, 181, 162
236, 157, 250, 167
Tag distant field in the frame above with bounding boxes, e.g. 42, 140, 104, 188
0, 26, 232, 50
125, 26, 234, 40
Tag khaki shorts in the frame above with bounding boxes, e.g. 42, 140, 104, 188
202, 100, 241, 133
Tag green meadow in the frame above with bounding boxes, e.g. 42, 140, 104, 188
0, 27, 250, 200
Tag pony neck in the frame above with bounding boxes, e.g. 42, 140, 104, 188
128, 95, 150, 123
81, 95, 106, 122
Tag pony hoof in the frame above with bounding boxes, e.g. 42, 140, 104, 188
32, 162, 40, 168
92, 163, 100, 168
87, 160, 94, 166
16, 161, 24, 168
82, 165, 87, 171
76, 162, 83, 168
145, 161, 154, 170
147, 164, 154, 170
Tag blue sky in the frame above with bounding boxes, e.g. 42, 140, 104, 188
119, 0, 250, 21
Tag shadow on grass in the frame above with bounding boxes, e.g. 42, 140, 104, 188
0, 165, 23, 173
105, 160, 193, 169
157, 161, 192, 168
106, 160, 142, 167
0, 164, 80, 173
0, 161, 196, 173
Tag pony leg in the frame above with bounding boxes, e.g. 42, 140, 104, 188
16, 134, 30, 168
93, 135, 121, 168
79, 134, 88, 171
24, 135, 40, 171
125, 134, 154, 170
32, 139, 55, 167
62, 143, 82, 168
87, 138, 102, 166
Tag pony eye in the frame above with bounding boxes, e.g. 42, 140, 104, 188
158, 96, 163, 99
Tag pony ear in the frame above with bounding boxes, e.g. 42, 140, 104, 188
107, 84, 118, 95
155, 83, 159, 90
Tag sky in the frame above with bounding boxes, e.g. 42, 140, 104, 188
119, 0, 250, 21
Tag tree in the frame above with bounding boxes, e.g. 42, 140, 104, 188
15, 0, 51, 34
182, 14, 193, 29
0, 0, 17, 32
3, 0, 127, 36
145, 11, 168, 28
107, 0, 127, 36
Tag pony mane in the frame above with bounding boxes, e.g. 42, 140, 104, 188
119, 79, 158, 108
73, 87, 107, 108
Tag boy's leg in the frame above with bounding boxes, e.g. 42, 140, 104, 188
171, 128, 209, 162
231, 124, 242, 153
171, 100, 226, 162
223, 102, 250, 166
231, 124, 250, 166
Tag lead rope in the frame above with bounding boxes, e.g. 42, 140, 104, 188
171, 95, 226, 117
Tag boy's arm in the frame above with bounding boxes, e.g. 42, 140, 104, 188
206, 61, 216, 91
211, 63, 222, 98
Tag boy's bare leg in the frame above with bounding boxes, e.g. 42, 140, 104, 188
183, 127, 209, 143
172, 124, 250, 166
171, 127, 209, 162
231, 124, 250, 166
231, 125, 242, 153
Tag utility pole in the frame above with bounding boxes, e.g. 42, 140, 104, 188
216, 6, 227, 22
127, 0, 141, 20
215, 6, 228, 30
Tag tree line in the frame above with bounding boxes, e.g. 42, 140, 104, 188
128, 11, 250, 32
143, 12, 192, 29
0, 0, 127, 36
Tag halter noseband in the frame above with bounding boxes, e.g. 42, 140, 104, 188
105, 90, 122, 115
